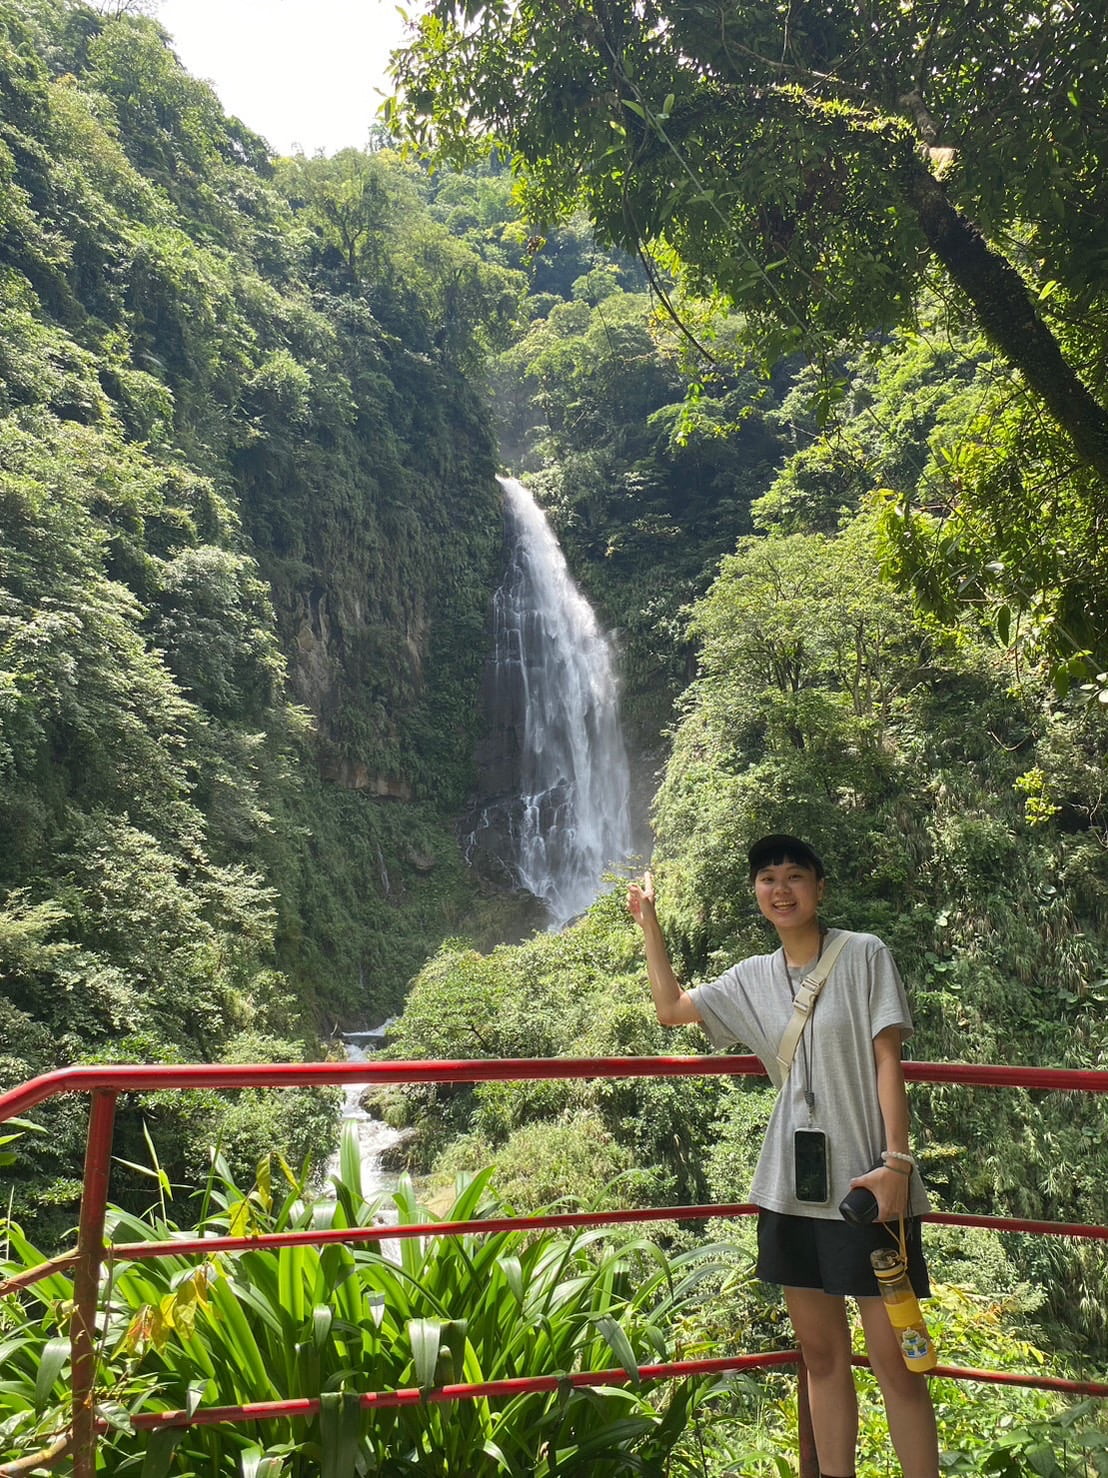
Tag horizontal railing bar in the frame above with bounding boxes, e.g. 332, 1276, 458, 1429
14, 1355, 1107, 1477
3, 1058, 757, 1118
120, 1354, 1108, 1433
126, 1353, 805, 1428
105, 1201, 756, 1260
923, 1364, 1108, 1398
927, 1211, 1108, 1240
6, 1206, 1103, 1301
2, 1056, 1106, 1121
901, 1062, 1108, 1092
0, 1205, 761, 1296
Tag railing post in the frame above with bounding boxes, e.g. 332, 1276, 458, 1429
797, 1354, 819, 1478
71, 1088, 117, 1478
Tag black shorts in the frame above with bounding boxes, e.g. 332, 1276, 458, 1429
756, 1210, 931, 1300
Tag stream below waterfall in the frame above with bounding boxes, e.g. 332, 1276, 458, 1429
324, 1042, 404, 1217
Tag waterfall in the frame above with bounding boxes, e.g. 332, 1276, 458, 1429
467, 476, 632, 926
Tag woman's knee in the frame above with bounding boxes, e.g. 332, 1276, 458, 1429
786, 1290, 853, 1380
799, 1329, 854, 1380
865, 1334, 932, 1403
805, 1349, 853, 1385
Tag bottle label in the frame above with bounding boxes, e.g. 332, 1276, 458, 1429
898, 1326, 937, 1371
881, 1297, 938, 1370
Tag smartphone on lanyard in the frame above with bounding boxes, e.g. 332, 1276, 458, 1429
794, 1127, 830, 1203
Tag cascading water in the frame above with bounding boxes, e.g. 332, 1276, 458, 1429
325, 1042, 404, 1202
466, 476, 632, 926
323, 1033, 404, 1261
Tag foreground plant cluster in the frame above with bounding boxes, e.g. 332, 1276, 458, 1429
1, 1136, 1105, 1476
1, 1137, 738, 1476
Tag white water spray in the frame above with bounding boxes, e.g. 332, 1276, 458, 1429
474, 475, 632, 925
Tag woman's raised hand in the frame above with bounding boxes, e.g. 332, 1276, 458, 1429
626, 869, 656, 927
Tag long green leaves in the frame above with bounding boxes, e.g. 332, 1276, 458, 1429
6, 1151, 1102, 1474
1, 1153, 742, 1476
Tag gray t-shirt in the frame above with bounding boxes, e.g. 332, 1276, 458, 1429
688, 929, 930, 1219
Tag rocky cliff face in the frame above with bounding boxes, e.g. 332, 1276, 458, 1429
461, 621, 527, 887
239, 349, 505, 814
289, 583, 413, 799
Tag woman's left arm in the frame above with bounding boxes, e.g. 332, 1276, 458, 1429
849, 1025, 913, 1220
874, 1025, 911, 1158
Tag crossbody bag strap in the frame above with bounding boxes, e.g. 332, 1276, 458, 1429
769, 929, 852, 1089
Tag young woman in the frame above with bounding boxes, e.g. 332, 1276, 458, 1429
627, 834, 939, 1478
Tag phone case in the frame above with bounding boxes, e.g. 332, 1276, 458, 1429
793, 1127, 829, 1203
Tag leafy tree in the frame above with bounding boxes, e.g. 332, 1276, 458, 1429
83, 12, 271, 226
147, 544, 284, 720
276, 148, 525, 369
393, 0, 1108, 470
392, 0, 1108, 681
751, 312, 1108, 686
276, 149, 401, 280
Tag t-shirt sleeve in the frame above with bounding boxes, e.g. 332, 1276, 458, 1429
687, 966, 748, 1050
866, 938, 914, 1041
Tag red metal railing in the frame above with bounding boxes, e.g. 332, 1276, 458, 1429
1, 1054, 1106, 1478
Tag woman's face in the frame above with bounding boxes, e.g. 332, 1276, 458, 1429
753, 859, 824, 931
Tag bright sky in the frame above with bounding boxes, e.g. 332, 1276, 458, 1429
155, 0, 411, 156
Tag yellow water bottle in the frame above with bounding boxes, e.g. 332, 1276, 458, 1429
870, 1246, 938, 1373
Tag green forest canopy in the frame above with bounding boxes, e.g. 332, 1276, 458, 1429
0, 0, 524, 1231
392, 0, 1108, 691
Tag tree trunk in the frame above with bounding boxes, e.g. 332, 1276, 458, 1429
906, 165, 1108, 484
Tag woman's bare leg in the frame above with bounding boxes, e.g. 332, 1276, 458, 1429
784, 1287, 858, 1474
856, 1296, 939, 1478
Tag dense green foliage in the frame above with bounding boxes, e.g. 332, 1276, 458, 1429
0, 0, 522, 1233
393, 0, 1108, 688
2, 0, 1108, 1466
1, 1143, 742, 1475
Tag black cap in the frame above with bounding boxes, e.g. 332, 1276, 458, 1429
747, 834, 824, 880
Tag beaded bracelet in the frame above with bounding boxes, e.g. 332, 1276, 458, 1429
882, 1149, 916, 1168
